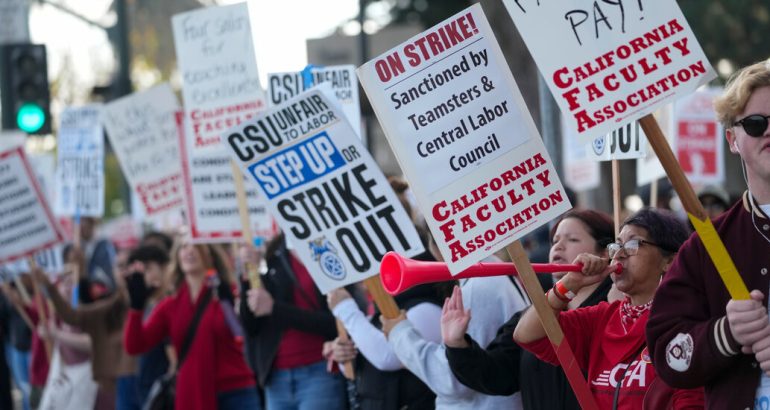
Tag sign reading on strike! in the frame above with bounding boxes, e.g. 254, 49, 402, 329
675, 87, 724, 184
173, 3, 274, 242
268, 65, 362, 137
103, 84, 186, 217
0, 147, 63, 264
224, 86, 424, 293
504, 0, 716, 143
358, 4, 571, 274
55, 105, 104, 217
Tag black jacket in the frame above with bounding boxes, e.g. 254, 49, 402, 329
445, 276, 612, 410
240, 237, 364, 387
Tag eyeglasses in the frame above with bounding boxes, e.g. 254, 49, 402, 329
734, 114, 770, 137
607, 239, 663, 259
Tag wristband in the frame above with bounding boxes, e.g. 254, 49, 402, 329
554, 281, 576, 302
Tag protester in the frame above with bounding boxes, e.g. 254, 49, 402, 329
647, 60, 770, 409
327, 241, 446, 409
32, 245, 137, 410
0, 277, 33, 410
514, 208, 703, 409
377, 231, 530, 409
78, 217, 117, 291
696, 185, 731, 220
443, 209, 615, 409
123, 245, 172, 407
38, 269, 100, 410
124, 238, 258, 410
239, 232, 348, 409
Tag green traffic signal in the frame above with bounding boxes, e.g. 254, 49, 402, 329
16, 102, 46, 133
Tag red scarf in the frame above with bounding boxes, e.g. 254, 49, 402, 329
620, 297, 652, 334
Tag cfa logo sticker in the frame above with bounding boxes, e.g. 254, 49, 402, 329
592, 135, 606, 156
666, 333, 694, 372
309, 237, 346, 280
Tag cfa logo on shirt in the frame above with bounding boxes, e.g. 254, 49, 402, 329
591, 360, 649, 388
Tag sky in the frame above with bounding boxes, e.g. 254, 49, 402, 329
28, 0, 360, 103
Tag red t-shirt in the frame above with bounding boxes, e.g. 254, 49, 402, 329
124, 282, 255, 410
519, 301, 703, 409
273, 255, 326, 369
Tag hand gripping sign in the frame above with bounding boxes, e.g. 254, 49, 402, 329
357, 4, 601, 409
504, 0, 749, 299
223, 85, 424, 295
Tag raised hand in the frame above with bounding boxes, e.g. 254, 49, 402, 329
441, 285, 471, 348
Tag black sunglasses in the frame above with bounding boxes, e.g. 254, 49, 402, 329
734, 114, 770, 137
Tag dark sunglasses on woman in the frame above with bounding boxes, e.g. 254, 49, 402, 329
734, 114, 770, 137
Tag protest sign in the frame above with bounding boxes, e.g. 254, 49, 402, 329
0, 147, 63, 264
675, 87, 724, 184
0, 0, 29, 44
636, 106, 675, 186
268, 65, 362, 137
30, 153, 64, 275
55, 105, 104, 217
561, 117, 600, 192
504, 0, 716, 144
103, 84, 185, 217
173, 3, 274, 242
358, 4, 570, 274
224, 86, 424, 293
587, 121, 648, 161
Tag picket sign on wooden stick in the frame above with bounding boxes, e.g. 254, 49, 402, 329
506, 241, 600, 410
229, 160, 262, 290
334, 319, 356, 380
639, 115, 750, 299
612, 160, 622, 236
28, 257, 53, 360
650, 178, 659, 208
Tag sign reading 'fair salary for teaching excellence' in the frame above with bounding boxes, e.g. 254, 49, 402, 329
504, 0, 716, 144
268, 65, 362, 137
224, 86, 424, 293
55, 105, 104, 217
358, 4, 571, 274
103, 84, 186, 217
172, 3, 273, 242
0, 147, 63, 264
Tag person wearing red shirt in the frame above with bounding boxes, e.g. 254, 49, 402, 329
239, 232, 347, 409
124, 239, 258, 410
514, 208, 705, 409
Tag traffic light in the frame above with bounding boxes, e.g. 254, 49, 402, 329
1, 44, 51, 135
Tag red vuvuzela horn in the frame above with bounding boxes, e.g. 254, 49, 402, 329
379, 251, 621, 295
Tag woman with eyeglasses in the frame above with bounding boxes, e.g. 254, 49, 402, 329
513, 208, 704, 409
648, 60, 770, 409
442, 209, 615, 410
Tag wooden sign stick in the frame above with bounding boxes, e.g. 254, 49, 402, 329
639, 115, 749, 299
229, 160, 262, 290
650, 178, 659, 208
0, 282, 35, 330
612, 159, 622, 236
335, 319, 356, 380
506, 241, 600, 410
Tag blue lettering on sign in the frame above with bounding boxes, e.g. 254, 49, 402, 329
248, 131, 345, 199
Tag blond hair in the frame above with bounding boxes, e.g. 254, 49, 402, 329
714, 59, 770, 128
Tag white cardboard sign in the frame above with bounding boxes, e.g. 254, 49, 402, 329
504, 0, 716, 144
224, 86, 423, 293
103, 84, 186, 217
0, 147, 63, 264
172, 3, 274, 242
55, 105, 105, 217
358, 4, 571, 274
587, 121, 648, 161
267, 65, 362, 137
